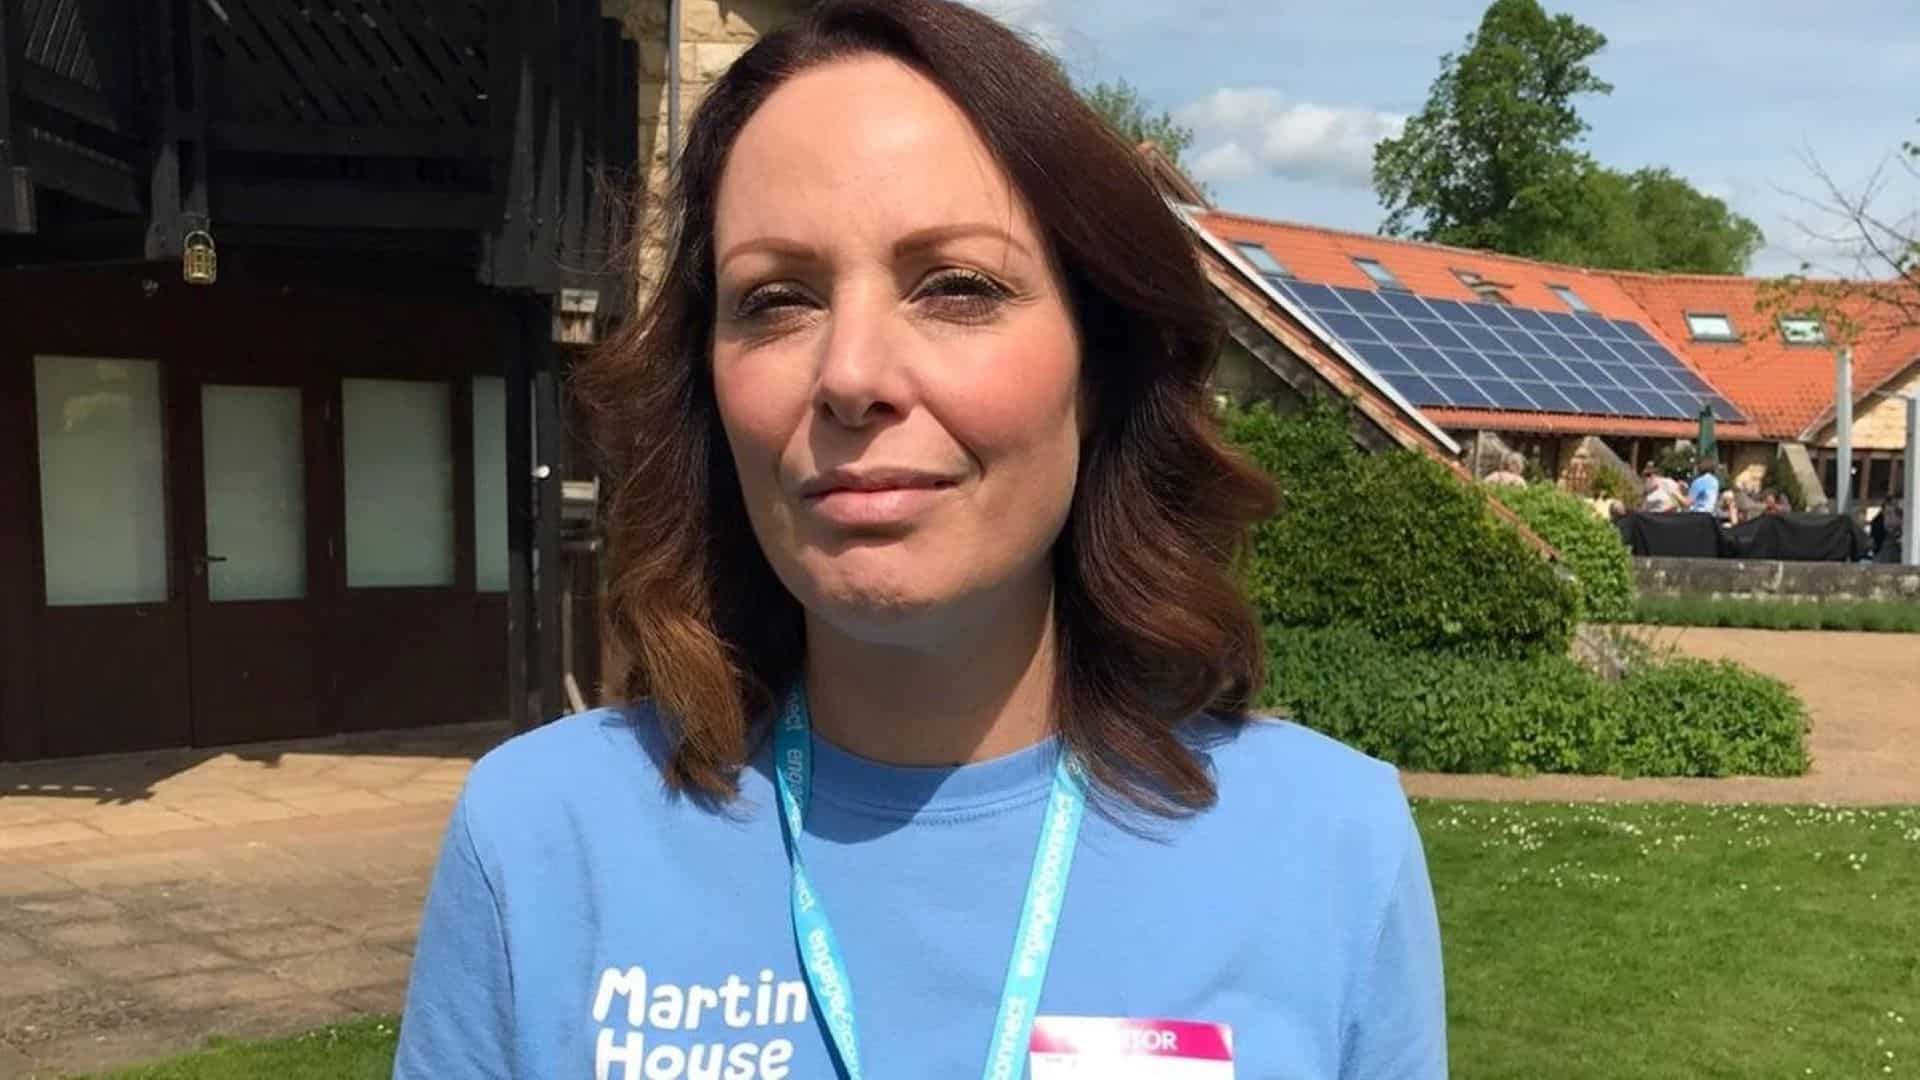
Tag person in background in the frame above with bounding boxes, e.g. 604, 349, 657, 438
1688, 458, 1721, 515
1871, 497, 1905, 563
1642, 462, 1679, 513
1483, 451, 1527, 489
1716, 488, 1740, 525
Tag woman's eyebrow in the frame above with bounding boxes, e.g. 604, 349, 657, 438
715, 223, 1031, 276
716, 236, 819, 275
893, 222, 1030, 261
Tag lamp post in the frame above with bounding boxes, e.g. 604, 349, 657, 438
1834, 347, 1853, 515
1905, 395, 1918, 566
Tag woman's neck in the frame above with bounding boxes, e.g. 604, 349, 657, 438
801, 575, 1059, 767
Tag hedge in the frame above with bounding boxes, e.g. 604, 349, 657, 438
1258, 624, 1809, 778
1490, 482, 1637, 623
1222, 401, 1578, 660
1627, 595, 1920, 634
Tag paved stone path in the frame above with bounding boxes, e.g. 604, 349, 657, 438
0, 724, 505, 1078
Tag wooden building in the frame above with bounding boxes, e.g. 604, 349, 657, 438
0, 0, 639, 759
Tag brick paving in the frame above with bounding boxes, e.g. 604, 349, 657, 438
0, 723, 505, 1078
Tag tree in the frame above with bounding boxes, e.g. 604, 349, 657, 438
1764, 117, 1920, 341
1538, 167, 1765, 274
1374, 0, 1610, 253
1081, 78, 1194, 166
1373, 0, 1764, 275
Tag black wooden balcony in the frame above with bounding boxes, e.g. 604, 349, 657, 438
0, 0, 636, 297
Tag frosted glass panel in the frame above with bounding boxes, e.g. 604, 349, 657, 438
343, 378, 454, 587
203, 385, 307, 601
472, 376, 508, 593
35, 356, 169, 606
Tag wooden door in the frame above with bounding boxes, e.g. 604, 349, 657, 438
174, 370, 332, 747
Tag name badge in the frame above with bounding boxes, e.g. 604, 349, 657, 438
1028, 1016, 1235, 1078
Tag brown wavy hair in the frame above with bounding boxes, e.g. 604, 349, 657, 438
573, 0, 1277, 814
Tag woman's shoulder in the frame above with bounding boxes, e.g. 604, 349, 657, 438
1191, 713, 1412, 838
456, 703, 681, 820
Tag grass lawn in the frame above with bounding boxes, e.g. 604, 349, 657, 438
75, 803, 1919, 1079
1420, 800, 1920, 1079
78, 1017, 398, 1079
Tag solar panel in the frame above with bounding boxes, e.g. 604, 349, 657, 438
1275, 284, 1746, 423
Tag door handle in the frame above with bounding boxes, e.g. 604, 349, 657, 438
197, 555, 229, 564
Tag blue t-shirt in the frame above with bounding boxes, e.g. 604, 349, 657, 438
1689, 472, 1721, 514
394, 708, 1446, 1079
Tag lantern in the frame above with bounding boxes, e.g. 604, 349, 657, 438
183, 229, 217, 285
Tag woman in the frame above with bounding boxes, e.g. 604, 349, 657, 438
395, 2, 1445, 1077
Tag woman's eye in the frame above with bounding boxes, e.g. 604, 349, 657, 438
917, 270, 1010, 320
735, 284, 811, 320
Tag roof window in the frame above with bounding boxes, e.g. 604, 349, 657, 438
1233, 241, 1290, 278
1685, 312, 1738, 342
1353, 257, 1408, 291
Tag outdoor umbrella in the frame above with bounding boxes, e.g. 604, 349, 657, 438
1697, 403, 1717, 461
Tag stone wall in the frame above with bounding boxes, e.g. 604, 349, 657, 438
1814, 364, 1920, 451
601, 0, 810, 291
1212, 340, 1296, 406
1635, 556, 1920, 603
1559, 435, 1632, 497
1727, 442, 1770, 494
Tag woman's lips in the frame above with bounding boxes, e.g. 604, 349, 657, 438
805, 481, 956, 527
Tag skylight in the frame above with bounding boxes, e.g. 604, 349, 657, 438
1685, 313, 1738, 342
1549, 284, 1592, 313
1354, 257, 1409, 291
1233, 241, 1290, 278
1778, 315, 1828, 346
1452, 268, 1510, 305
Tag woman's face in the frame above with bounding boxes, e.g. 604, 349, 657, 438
710, 55, 1084, 649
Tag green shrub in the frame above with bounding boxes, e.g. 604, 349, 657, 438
1763, 450, 1809, 513
1610, 659, 1810, 777
1223, 400, 1578, 659
1587, 464, 1637, 506
1490, 483, 1637, 622
1259, 624, 1809, 778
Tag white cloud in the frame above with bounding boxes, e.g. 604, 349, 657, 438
955, 0, 1068, 55
1177, 88, 1406, 189
1190, 141, 1257, 185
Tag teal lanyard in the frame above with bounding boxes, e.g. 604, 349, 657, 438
772, 684, 1087, 1080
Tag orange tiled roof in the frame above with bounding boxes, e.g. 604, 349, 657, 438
1606, 272, 1920, 439
1194, 210, 1919, 442
1196, 211, 1654, 319
1422, 408, 1758, 439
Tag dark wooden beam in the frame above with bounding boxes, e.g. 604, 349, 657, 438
142, 0, 180, 257
211, 180, 492, 230
504, 297, 533, 732
212, 122, 490, 159
0, 272, 40, 759
532, 294, 563, 723
0, 0, 34, 234
479, 0, 534, 288
23, 62, 118, 133
22, 131, 139, 211
529, 0, 560, 293
554, 0, 588, 290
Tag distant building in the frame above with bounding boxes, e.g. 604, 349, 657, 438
1183, 209, 1918, 512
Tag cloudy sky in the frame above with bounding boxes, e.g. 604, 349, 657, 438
959, 0, 1920, 277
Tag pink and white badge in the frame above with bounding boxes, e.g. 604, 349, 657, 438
1028, 1016, 1235, 1078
